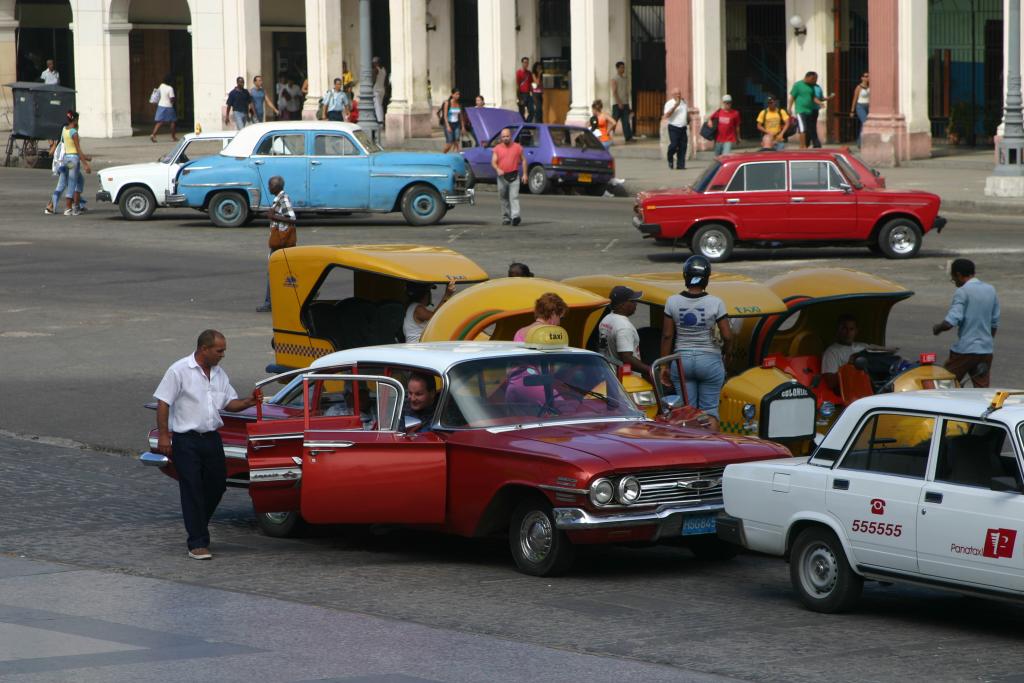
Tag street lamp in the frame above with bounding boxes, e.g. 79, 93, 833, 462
986, 0, 1024, 196
357, 0, 379, 143
789, 15, 807, 37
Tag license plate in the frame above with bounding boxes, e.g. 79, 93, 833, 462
681, 514, 717, 536
578, 173, 592, 183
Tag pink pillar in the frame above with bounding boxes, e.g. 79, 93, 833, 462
860, 0, 907, 167
665, 0, 697, 156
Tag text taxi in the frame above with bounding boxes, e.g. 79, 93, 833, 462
718, 390, 1024, 612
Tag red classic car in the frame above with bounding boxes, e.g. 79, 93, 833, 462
633, 150, 946, 262
143, 333, 789, 575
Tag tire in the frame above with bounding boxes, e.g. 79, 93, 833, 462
690, 223, 735, 262
400, 183, 446, 226
687, 535, 740, 560
465, 166, 476, 189
508, 499, 575, 576
118, 186, 157, 221
241, 210, 256, 227
527, 165, 549, 195
208, 191, 249, 228
876, 218, 922, 259
789, 526, 863, 613
584, 182, 608, 197
256, 510, 306, 538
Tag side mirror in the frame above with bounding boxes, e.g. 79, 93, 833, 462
403, 415, 423, 433
661, 395, 683, 411
990, 476, 1021, 493
840, 183, 852, 194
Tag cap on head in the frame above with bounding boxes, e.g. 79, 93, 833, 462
722, 94, 733, 103
609, 286, 643, 306
682, 255, 712, 288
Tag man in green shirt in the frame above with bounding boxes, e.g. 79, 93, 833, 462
789, 71, 825, 148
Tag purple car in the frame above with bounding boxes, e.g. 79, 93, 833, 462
462, 107, 615, 195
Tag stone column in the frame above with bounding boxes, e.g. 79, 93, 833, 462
516, 0, 538, 70
566, 0, 610, 126
664, 0, 694, 159
785, 0, 832, 143
860, 0, 906, 167
427, 0, 453, 108
190, 1, 231, 132
690, 0, 724, 150
385, 0, 432, 143
342, 0, 362, 83
0, 18, 17, 132
223, 0, 262, 87
304, 0, 344, 119
898, 0, 931, 159
477, 0, 517, 110
78, 19, 133, 138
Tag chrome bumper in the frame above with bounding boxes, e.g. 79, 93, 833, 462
165, 192, 187, 207
139, 451, 169, 467
96, 190, 112, 203
553, 501, 725, 537
444, 188, 475, 206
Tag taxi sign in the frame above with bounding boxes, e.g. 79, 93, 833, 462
919, 352, 936, 365
523, 325, 569, 350
762, 354, 779, 369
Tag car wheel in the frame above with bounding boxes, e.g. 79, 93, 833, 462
465, 166, 476, 189
241, 211, 256, 227
690, 223, 735, 262
256, 510, 306, 538
527, 165, 549, 195
118, 186, 156, 221
209, 191, 249, 228
687, 535, 740, 560
508, 499, 575, 576
400, 183, 446, 226
877, 218, 922, 259
790, 526, 863, 613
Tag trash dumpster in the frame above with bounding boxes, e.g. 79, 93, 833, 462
3, 81, 76, 167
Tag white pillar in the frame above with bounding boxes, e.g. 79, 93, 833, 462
691, 0, 724, 146
89, 21, 133, 137
0, 18, 17, 131
223, 0, 262, 87
386, 0, 432, 143
304, 0, 343, 119
427, 0, 453, 108
190, 1, 231, 132
898, 0, 930, 158
785, 0, 831, 141
477, 0, 517, 110
566, 0, 610, 126
342, 0, 362, 83
515, 0, 538, 69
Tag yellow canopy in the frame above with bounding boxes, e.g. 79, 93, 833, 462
764, 268, 908, 300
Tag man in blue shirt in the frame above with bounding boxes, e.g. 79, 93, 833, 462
320, 78, 350, 121
932, 258, 999, 387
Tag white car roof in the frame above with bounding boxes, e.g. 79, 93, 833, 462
845, 389, 1024, 425
221, 121, 362, 157
184, 131, 236, 141
311, 342, 597, 375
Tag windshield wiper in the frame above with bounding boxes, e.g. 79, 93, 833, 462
555, 379, 617, 407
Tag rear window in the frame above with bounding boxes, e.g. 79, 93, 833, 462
693, 161, 722, 192
549, 126, 604, 151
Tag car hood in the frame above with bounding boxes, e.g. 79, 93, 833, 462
470, 420, 789, 473
465, 107, 524, 142
101, 161, 169, 175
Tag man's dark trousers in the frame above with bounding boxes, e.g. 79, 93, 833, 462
805, 110, 822, 148
667, 124, 688, 168
173, 430, 227, 549
327, 111, 345, 121
613, 104, 634, 140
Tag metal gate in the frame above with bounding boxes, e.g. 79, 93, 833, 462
829, 0, 868, 144
725, 0, 787, 140
631, 1, 665, 137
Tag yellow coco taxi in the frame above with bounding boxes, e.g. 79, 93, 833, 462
564, 272, 818, 449
267, 244, 488, 372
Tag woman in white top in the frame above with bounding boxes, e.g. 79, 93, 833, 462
150, 74, 178, 143
850, 72, 869, 146
403, 280, 456, 343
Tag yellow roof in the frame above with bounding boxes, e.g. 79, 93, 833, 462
562, 272, 788, 317
765, 268, 909, 300
420, 277, 609, 344
270, 244, 489, 285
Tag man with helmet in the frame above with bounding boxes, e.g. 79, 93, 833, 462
659, 256, 733, 430
403, 279, 456, 343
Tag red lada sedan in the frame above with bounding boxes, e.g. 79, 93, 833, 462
633, 150, 945, 262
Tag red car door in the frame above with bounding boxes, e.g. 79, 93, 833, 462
787, 160, 858, 239
720, 160, 789, 239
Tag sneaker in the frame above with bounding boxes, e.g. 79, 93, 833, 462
44, 206, 55, 215
256, 304, 272, 313
512, 217, 521, 226
501, 219, 511, 226
188, 548, 213, 560
668, 161, 673, 169
63, 208, 80, 216
76, 205, 88, 213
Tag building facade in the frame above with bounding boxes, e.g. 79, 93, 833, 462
0, 0, 1019, 166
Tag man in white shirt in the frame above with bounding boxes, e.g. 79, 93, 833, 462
821, 314, 867, 392
663, 87, 689, 169
153, 330, 259, 560
372, 56, 388, 125
598, 286, 651, 378
40, 59, 59, 85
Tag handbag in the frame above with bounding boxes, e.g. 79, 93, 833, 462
149, 87, 161, 105
699, 114, 718, 141
502, 170, 519, 182
268, 225, 296, 250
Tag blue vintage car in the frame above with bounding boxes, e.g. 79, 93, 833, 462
168, 121, 474, 227
461, 108, 615, 195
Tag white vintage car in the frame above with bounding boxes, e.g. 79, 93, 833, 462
719, 389, 1024, 612
96, 132, 234, 220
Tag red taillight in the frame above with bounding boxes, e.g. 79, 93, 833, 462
551, 156, 561, 166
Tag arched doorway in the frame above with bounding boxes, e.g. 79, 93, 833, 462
111, 0, 192, 129
14, 0, 73, 87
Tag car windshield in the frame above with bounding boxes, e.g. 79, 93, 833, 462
439, 353, 644, 430
832, 154, 864, 188
159, 139, 188, 164
549, 126, 604, 151
353, 129, 382, 153
693, 160, 721, 192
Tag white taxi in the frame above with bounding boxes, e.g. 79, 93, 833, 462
719, 389, 1024, 612
96, 132, 234, 220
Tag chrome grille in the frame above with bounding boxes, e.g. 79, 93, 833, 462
634, 467, 725, 506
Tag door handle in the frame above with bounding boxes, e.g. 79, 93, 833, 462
253, 160, 264, 166
250, 443, 277, 450
791, 196, 805, 202
832, 479, 849, 490
924, 491, 943, 504
726, 198, 740, 204
311, 160, 322, 166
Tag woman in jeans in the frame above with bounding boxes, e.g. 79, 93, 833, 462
52, 110, 91, 216
530, 62, 544, 123
850, 72, 870, 146
441, 88, 467, 154
659, 255, 732, 431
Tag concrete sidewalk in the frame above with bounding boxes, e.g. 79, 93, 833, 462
61, 132, 1024, 216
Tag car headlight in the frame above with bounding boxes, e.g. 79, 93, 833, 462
742, 403, 756, 420
617, 476, 641, 505
631, 390, 657, 407
819, 401, 835, 418
589, 478, 614, 506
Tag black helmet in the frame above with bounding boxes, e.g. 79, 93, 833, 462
682, 255, 711, 289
